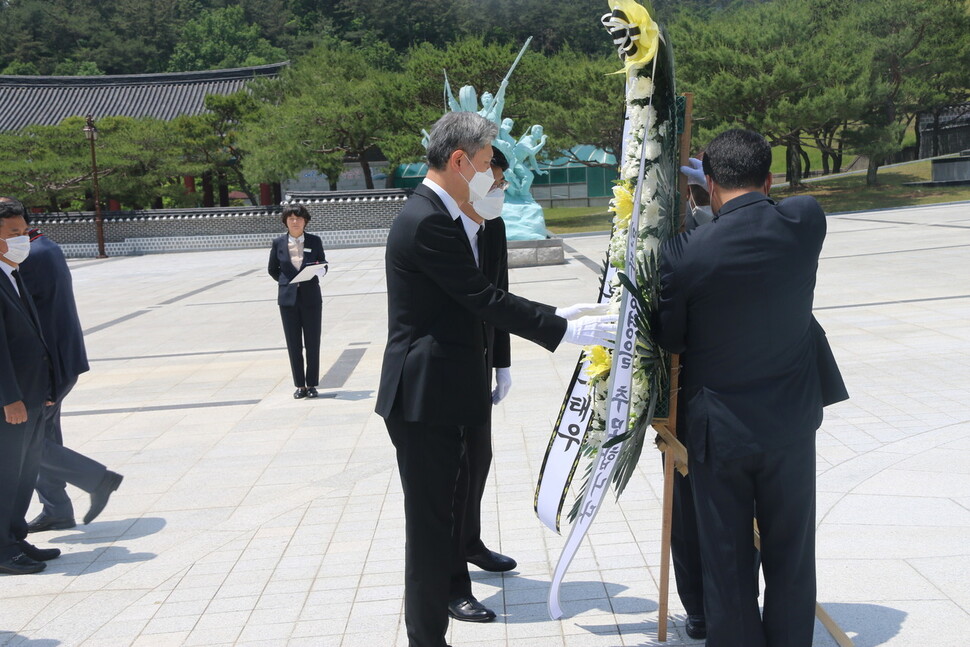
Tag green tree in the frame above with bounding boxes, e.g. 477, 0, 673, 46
176, 91, 262, 203
242, 41, 405, 189
842, 0, 970, 184
0, 117, 92, 210
167, 6, 287, 72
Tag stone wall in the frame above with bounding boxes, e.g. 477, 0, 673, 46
30, 189, 407, 257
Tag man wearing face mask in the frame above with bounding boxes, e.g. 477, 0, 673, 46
1, 197, 124, 535
680, 156, 715, 230
655, 129, 847, 647
0, 199, 59, 575
377, 111, 617, 647
445, 147, 515, 623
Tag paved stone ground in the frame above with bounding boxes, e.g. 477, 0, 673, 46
2, 201, 969, 647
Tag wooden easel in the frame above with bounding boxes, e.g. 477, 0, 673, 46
649, 91, 694, 643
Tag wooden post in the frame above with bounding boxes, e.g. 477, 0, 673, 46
656, 92, 693, 642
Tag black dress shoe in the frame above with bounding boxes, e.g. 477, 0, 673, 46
0, 552, 46, 575
447, 596, 495, 623
83, 470, 124, 525
685, 614, 707, 639
19, 540, 60, 561
27, 514, 76, 533
293, 387, 308, 399
306, 387, 318, 398
466, 549, 516, 572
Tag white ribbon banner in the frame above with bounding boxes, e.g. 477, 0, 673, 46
547, 50, 659, 620
534, 265, 616, 533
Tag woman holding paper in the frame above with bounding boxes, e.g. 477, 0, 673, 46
268, 204, 327, 399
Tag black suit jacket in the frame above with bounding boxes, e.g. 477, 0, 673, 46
479, 217, 511, 371
376, 184, 565, 427
656, 192, 846, 464
0, 268, 53, 408
19, 230, 89, 396
268, 233, 327, 306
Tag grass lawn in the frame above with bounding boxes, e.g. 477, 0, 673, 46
544, 205, 612, 234
542, 160, 969, 234
773, 161, 970, 214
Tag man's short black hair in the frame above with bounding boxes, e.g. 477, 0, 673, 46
491, 148, 509, 172
702, 129, 772, 189
0, 196, 26, 222
281, 204, 310, 226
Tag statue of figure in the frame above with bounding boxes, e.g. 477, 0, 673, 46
458, 85, 479, 113
514, 125, 548, 176
425, 37, 549, 240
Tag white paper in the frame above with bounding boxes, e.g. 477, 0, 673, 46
290, 263, 328, 283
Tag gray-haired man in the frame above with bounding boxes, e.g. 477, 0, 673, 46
376, 111, 615, 647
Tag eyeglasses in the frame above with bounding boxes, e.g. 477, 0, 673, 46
491, 179, 509, 192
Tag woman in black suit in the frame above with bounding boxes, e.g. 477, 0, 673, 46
268, 205, 327, 399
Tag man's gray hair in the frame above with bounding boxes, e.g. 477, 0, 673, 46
426, 112, 498, 171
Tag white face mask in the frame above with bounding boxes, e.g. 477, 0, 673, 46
472, 187, 505, 220
461, 154, 494, 202
2, 235, 30, 264
691, 204, 715, 225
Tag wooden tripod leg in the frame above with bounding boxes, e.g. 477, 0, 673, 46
657, 445, 677, 641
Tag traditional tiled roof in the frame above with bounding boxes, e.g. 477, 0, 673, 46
0, 62, 286, 132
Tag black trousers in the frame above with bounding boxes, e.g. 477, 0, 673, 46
0, 405, 45, 558
279, 284, 322, 388
386, 413, 464, 647
449, 419, 492, 599
36, 378, 107, 518
668, 460, 704, 616
690, 433, 817, 647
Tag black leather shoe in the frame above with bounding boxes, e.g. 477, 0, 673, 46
19, 540, 60, 561
467, 549, 516, 572
306, 387, 318, 398
0, 552, 46, 575
293, 387, 308, 399
448, 596, 495, 623
83, 471, 123, 525
27, 514, 76, 533
685, 614, 707, 639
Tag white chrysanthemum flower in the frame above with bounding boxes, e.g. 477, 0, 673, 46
640, 199, 662, 229
638, 105, 658, 131
627, 75, 654, 102
643, 139, 661, 161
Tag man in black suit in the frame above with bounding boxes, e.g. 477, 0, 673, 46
446, 148, 516, 622
8, 200, 124, 533
655, 129, 847, 647
376, 111, 616, 647
0, 200, 61, 574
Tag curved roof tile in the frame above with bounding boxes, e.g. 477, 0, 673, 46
0, 62, 286, 131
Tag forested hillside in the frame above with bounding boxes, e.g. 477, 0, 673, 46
0, 0, 759, 75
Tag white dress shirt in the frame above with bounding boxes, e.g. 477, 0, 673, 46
287, 234, 304, 271
0, 262, 19, 296
422, 178, 484, 266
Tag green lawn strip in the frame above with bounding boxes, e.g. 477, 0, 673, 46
542, 160, 969, 234
775, 162, 970, 213
544, 205, 612, 234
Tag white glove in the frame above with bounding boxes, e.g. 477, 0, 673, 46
680, 157, 706, 187
555, 303, 611, 321
492, 367, 512, 404
562, 314, 618, 347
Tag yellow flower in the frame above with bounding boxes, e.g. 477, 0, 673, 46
611, 183, 633, 229
584, 345, 612, 380
603, 0, 660, 75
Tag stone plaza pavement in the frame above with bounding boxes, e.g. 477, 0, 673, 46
2, 201, 969, 647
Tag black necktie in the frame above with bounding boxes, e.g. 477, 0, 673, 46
477, 226, 486, 270
10, 269, 36, 325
